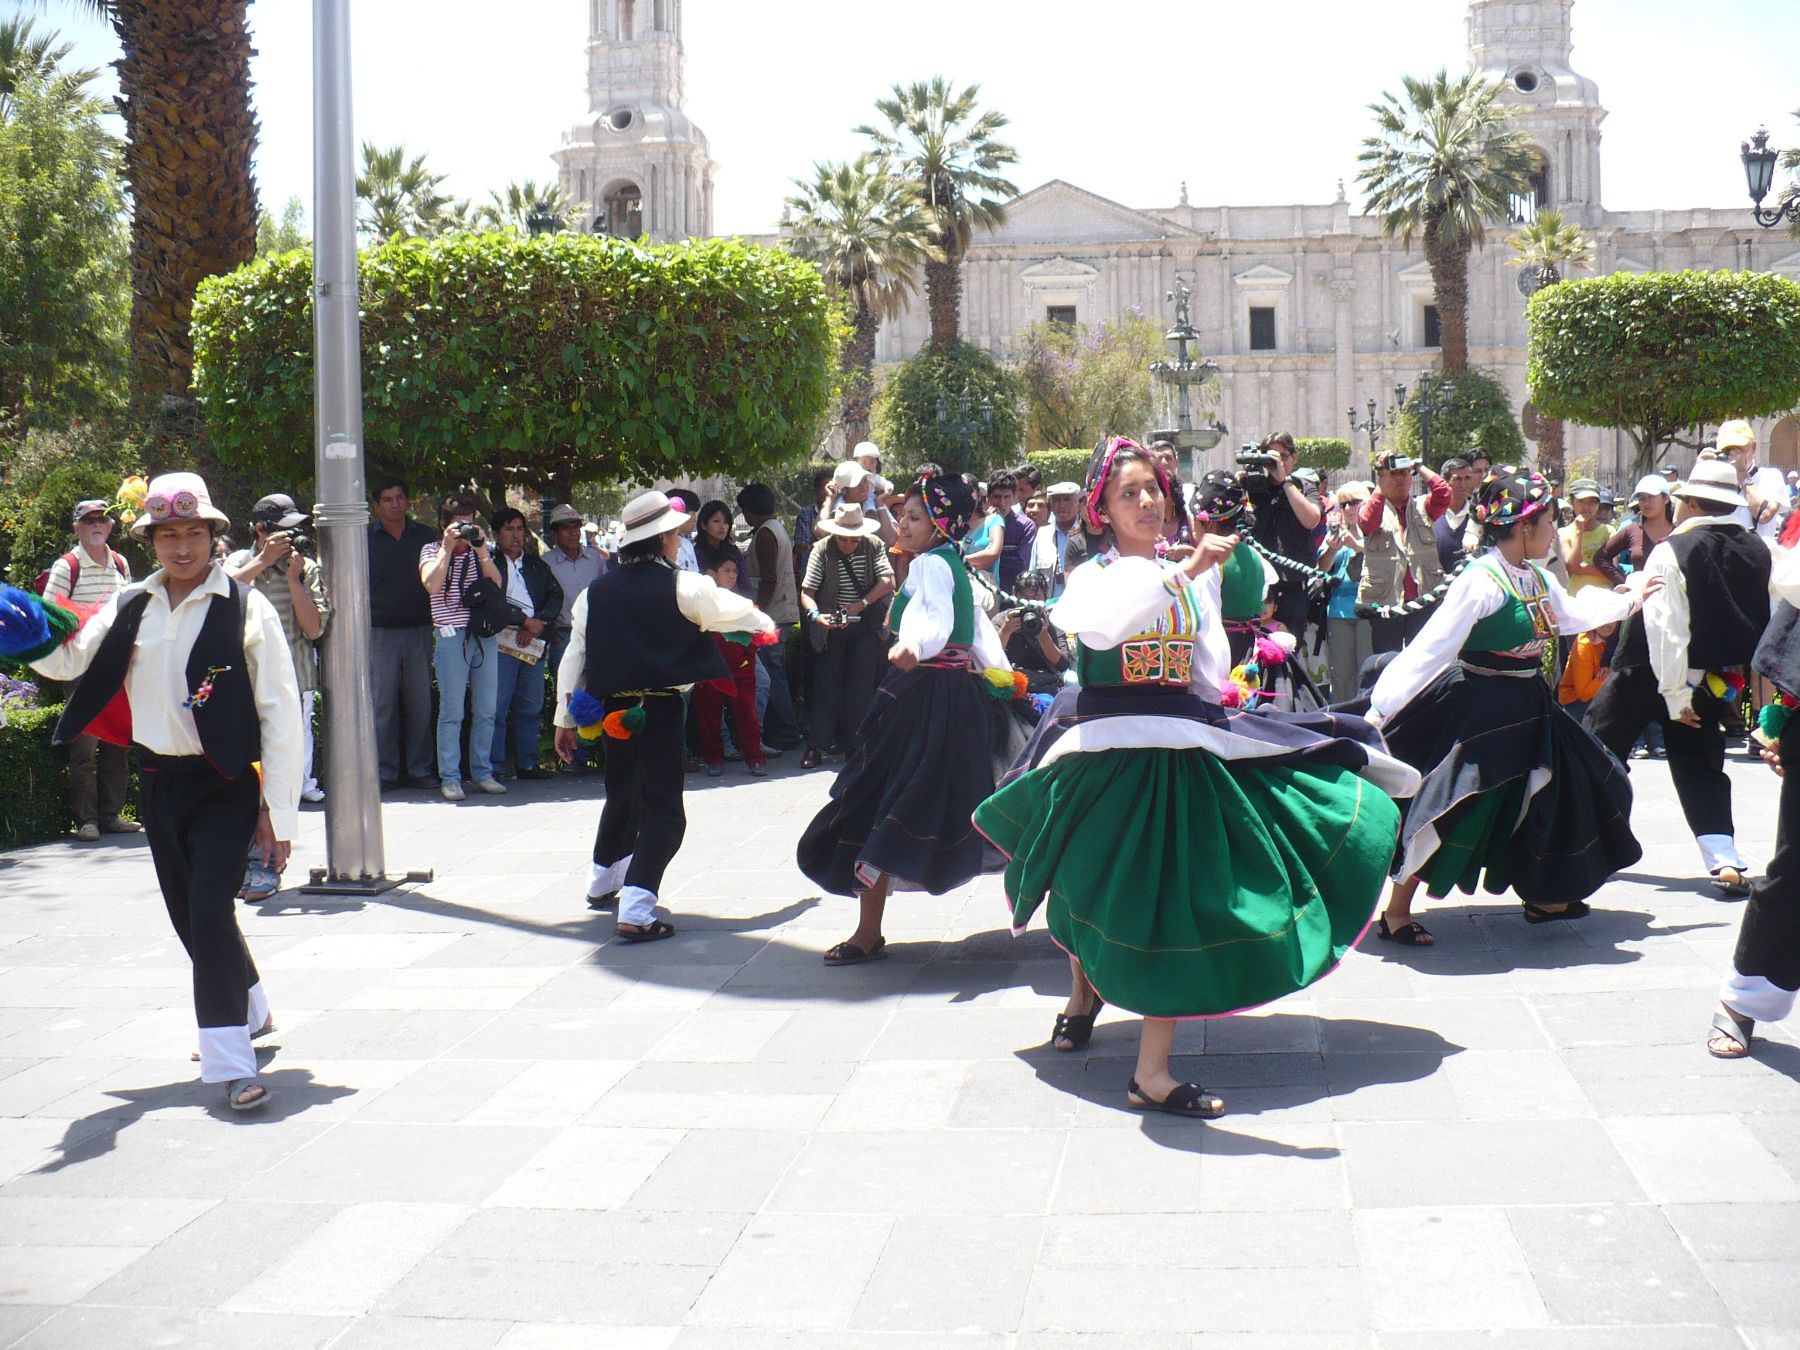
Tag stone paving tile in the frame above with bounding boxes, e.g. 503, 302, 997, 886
1603, 1114, 1800, 1203
240, 1122, 558, 1205
1504, 1203, 1731, 1327
1338, 1119, 1646, 1208
15, 1306, 349, 1349
0, 1195, 213, 1247
1354, 1208, 1547, 1331
326, 1315, 512, 1349
0, 1243, 146, 1304
686, 1211, 893, 1328
849, 1213, 1041, 1332
769, 1128, 1064, 1215
77, 1200, 339, 1309
221, 1201, 470, 1316
377, 1253, 710, 1325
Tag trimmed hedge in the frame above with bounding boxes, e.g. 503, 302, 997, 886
0, 703, 71, 850
870, 342, 1024, 475
192, 232, 840, 494
1025, 448, 1091, 487
1390, 368, 1524, 468
1292, 437, 1351, 471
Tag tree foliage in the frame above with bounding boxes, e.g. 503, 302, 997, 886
0, 421, 143, 588
191, 232, 838, 496
1292, 437, 1352, 472
870, 341, 1022, 474
1390, 368, 1523, 468
1013, 314, 1164, 452
0, 26, 127, 427
356, 141, 454, 244
255, 194, 307, 257
1526, 269, 1800, 476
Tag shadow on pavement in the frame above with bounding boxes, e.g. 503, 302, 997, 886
1366, 904, 1725, 973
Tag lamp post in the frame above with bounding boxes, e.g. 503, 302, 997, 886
1741, 126, 1800, 230
1348, 396, 1393, 457
525, 203, 564, 237
935, 385, 992, 473
1399, 373, 1451, 467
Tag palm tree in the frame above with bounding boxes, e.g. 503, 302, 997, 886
356, 142, 453, 244
1357, 69, 1536, 375
483, 179, 571, 234
0, 16, 95, 119
858, 77, 1017, 349
56, 1, 259, 423
784, 155, 933, 443
1508, 208, 1592, 476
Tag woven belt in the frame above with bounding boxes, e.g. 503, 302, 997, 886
1458, 659, 1540, 679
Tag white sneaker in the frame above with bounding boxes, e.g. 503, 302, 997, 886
441, 781, 465, 802
472, 778, 507, 795
301, 786, 325, 803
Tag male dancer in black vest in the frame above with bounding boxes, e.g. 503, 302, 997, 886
553, 490, 773, 942
24, 473, 303, 1111
1587, 460, 1772, 895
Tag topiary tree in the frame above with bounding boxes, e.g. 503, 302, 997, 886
870, 340, 1022, 474
1292, 437, 1352, 472
1024, 447, 1093, 489
191, 232, 839, 499
1527, 269, 1800, 477
1390, 367, 1523, 469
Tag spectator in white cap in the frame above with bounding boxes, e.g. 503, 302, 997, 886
1029, 481, 1083, 596
42, 495, 136, 841
1716, 419, 1787, 538
1594, 474, 1674, 586
554, 489, 775, 940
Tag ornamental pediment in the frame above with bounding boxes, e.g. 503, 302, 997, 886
1019, 256, 1101, 284
983, 179, 1198, 246
1233, 264, 1294, 288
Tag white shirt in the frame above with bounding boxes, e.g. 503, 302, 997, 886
675, 535, 699, 573
1640, 517, 1771, 720
502, 553, 532, 611
1367, 548, 1639, 725
554, 567, 774, 723
30, 565, 304, 839
1733, 465, 1789, 538
893, 552, 1009, 670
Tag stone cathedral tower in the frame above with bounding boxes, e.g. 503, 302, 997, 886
553, 0, 713, 241
1467, 0, 1606, 222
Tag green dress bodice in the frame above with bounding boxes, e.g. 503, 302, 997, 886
887, 544, 975, 649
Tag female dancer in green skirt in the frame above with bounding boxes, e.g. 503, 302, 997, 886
975, 439, 1418, 1118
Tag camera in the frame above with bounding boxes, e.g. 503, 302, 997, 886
817, 609, 858, 626
1236, 443, 1279, 496
279, 529, 312, 554
1014, 603, 1048, 638
452, 522, 485, 546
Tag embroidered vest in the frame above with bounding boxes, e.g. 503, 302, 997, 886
583, 561, 728, 697
1462, 560, 1555, 670
54, 583, 261, 779
1075, 560, 1203, 689
1218, 545, 1265, 623
887, 545, 975, 651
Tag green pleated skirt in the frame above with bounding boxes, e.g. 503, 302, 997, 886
974, 746, 1401, 1019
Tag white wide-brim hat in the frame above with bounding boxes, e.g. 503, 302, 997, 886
1631, 474, 1671, 499
616, 490, 691, 546
818, 503, 883, 538
1673, 460, 1747, 509
129, 472, 230, 541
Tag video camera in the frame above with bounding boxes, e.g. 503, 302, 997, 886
1236, 443, 1280, 497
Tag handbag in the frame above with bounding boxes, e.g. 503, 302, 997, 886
456, 553, 512, 639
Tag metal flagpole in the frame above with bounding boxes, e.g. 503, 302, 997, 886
302, 0, 425, 894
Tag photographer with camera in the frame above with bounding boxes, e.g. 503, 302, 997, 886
1356, 449, 1453, 653
419, 496, 506, 800
996, 570, 1071, 694
1238, 432, 1322, 631
227, 494, 329, 818
798, 502, 895, 770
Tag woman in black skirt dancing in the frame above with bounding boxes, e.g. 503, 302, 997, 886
797, 474, 1012, 965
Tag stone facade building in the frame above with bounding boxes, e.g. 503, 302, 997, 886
558, 0, 1800, 481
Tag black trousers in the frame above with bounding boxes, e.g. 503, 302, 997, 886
1587, 664, 1734, 841
594, 693, 686, 896
140, 756, 262, 1030
808, 626, 884, 753
1735, 718, 1800, 991
1369, 607, 1431, 656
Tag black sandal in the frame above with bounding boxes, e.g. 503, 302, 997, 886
1051, 997, 1105, 1052
615, 919, 676, 943
1127, 1078, 1225, 1119
1707, 1006, 1755, 1059
1376, 916, 1435, 946
1711, 866, 1752, 897
586, 890, 619, 912
823, 937, 887, 966
1522, 899, 1590, 925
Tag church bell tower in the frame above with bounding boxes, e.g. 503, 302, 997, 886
1467, 0, 1606, 222
554, 0, 713, 242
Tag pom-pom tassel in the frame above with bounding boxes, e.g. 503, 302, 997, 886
0, 586, 78, 668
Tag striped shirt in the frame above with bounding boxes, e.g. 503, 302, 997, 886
419, 542, 478, 630
802, 536, 892, 612
43, 547, 131, 608
224, 549, 330, 693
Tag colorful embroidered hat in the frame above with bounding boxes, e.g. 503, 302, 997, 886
128, 472, 230, 541
1192, 470, 1250, 526
1470, 465, 1553, 528
913, 473, 975, 543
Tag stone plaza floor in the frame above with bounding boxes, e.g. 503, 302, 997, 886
0, 750, 1792, 1348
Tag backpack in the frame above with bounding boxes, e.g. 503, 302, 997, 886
34, 549, 127, 597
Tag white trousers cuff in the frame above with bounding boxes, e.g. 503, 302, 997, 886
589, 854, 634, 900
618, 885, 659, 927
197, 980, 272, 1083
1721, 971, 1798, 1024
1697, 834, 1749, 874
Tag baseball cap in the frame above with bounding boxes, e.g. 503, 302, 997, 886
1715, 419, 1756, 451
251, 493, 308, 529
1631, 474, 1671, 499
72, 499, 110, 523
1566, 478, 1601, 501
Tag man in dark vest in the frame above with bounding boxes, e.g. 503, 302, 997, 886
552, 490, 774, 943
13, 472, 302, 1112
1588, 459, 1772, 895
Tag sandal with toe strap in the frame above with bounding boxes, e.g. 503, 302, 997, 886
1376, 916, 1434, 946
1522, 899, 1591, 925
615, 919, 676, 944
226, 1077, 269, 1111
823, 936, 887, 966
1127, 1078, 1225, 1119
1051, 997, 1106, 1052
1711, 866, 1752, 898
1707, 1005, 1755, 1059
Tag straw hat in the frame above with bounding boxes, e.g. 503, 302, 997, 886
817, 502, 882, 539
1673, 460, 1747, 509
616, 490, 690, 546
128, 472, 230, 542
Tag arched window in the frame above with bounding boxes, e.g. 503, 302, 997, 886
600, 182, 644, 238
1510, 150, 1552, 223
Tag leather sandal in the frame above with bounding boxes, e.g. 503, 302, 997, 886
1711, 866, 1752, 898
823, 937, 887, 966
1127, 1078, 1225, 1119
1522, 899, 1591, 924
614, 919, 676, 944
227, 1078, 269, 1111
1376, 916, 1434, 946
1707, 1005, 1755, 1059
1051, 997, 1105, 1052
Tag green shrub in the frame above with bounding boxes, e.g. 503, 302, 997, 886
1292, 437, 1351, 472
1025, 448, 1093, 489
0, 422, 145, 588
870, 342, 1023, 475
192, 232, 839, 495
0, 702, 72, 849
1390, 368, 1523, 469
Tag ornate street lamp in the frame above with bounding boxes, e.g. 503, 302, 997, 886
1398, 373, 1452, 466
1348, 396, 1394, 456
526, 202, 565, 236
1740, 126, 1799, 229
935, 385, 992, 471
1149, 278, 1225, 475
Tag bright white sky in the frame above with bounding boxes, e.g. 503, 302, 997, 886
21, 0, 1800, 236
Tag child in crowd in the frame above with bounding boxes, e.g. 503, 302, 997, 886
1557, 621, 1616, 723
693, 557, 765, 777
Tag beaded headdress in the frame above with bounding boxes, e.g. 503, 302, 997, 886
1470, 465, 1553, 528
1083, 436, 1172, 530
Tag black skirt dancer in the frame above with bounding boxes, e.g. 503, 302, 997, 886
1380, 657, 1640, 905
798, 660, 1001, 896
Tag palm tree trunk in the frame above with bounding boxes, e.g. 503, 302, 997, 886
924, 237, 963, 349
842, 299, 879, 446
1422, 209, 1470, 375
110, 1, 259, 419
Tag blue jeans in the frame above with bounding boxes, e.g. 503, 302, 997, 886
491, 648, 547, 770
755, 640, 800, 747
435, 630, 499, 785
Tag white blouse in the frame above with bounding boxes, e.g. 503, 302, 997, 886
894, 551, 1009, 671
1052, 551, 1232, 702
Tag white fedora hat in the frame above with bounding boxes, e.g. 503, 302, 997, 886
818, 502, 883, 538
1673, 459, 1747, 509
129, 472, 230, 541
616, 490, 691, 546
